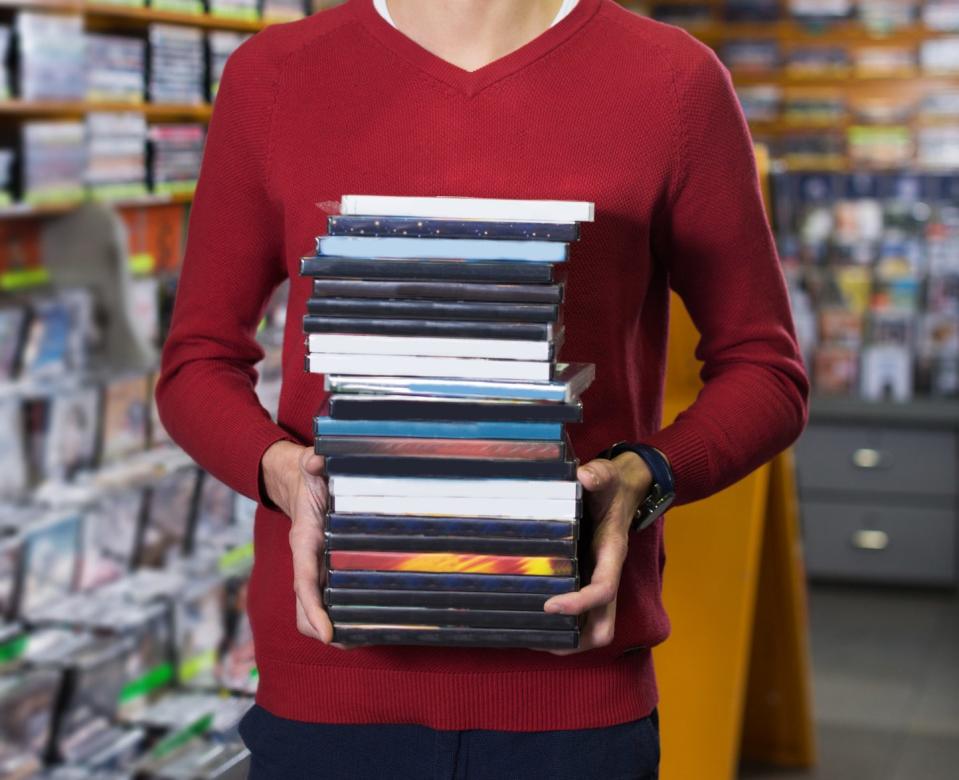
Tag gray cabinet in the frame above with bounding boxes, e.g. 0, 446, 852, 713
795, 398, 959, 586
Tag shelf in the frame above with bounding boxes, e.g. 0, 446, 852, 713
747, 116, 959, 135
810, 395, 959, 428
0, 0, 269, 33
0, 99, 213, 120
731, 73, 959, 89
708, 21, 959, 46
0, 191, 192, 220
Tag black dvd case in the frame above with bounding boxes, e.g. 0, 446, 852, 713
326, 396, 581, 424
331, 623, 579, 650
305, 297, 559, 323
328, 605, 577, 630
314, 436, 568, 460
302, 316, 555, 341
325, 532, 576, 557
299, 256, 557, 284
324, 588, 554, 612
328, 570, 577, 594
326, 513, 576, 541
311, 278, 564, 304
324, 454, 577, 480
327, 215, 579, 242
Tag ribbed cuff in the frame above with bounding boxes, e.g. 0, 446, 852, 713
237, 420, 298, 507
640, 423, 712, 506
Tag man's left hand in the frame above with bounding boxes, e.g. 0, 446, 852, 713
543, 452, 652, 654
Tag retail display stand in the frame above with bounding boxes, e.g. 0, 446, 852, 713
655, 295, 816, 780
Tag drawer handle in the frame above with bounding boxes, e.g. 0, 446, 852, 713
851, 448, 886, 469
851, 529, 889, 551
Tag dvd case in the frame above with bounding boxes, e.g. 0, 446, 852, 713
328, 476, 580, 501
306, 297, 559, 322
326, 395, 582, 423
299, 256, 556, 284
324, 587, 555, 612
327, 215, 579, 241
314, 436, 567, 460
325, 533, 575, 557
332, 623, 579, 650
328, 570, 577, 594
315, 236, 568, 263
303, 316, 556, 341
324, 454, 576, 480
323, 363, 595, 402
307, 333, 556, 361
315, 417, 563, 440
308, 352, 553, 382
311, 277, 564, 303
338, 194, 595, 223
327, 550, 576, 576
330, 493, 580, 521
326, 513, 576, 540
328, 605, 577, 630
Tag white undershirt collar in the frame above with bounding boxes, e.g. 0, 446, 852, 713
372, 0, 579, 30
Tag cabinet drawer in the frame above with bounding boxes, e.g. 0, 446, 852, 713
795, 425, 957, 497
802, 500, 956, 585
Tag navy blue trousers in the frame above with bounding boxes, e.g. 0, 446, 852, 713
239, 704, 660, 780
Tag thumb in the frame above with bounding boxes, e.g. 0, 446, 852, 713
300, 450, 327, 477
577, 460, 617, 492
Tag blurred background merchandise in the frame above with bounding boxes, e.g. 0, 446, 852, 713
0, 1, 955, 779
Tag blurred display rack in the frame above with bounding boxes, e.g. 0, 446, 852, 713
0, 190, 192, 219
0, 99, 212, 120
0, 0, 269, 33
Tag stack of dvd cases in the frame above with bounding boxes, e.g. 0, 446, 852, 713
85, 33, 145, 104
300, 195, 595, 650
85, 112, 148, 200
147, 124, 204, 196
15, 12, 86, 101
147, 24, 204, 106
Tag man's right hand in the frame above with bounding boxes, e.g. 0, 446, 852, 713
261, 440, 334, 643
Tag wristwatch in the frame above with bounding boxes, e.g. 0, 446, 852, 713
599, 441, 676, 532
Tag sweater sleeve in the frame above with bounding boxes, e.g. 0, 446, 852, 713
155, 37, 294, 503
643, 42, 809, 505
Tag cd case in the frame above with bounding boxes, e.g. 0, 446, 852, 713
331, 623, 579, 650
327, 215, 579, 242
299, 256, 557, 284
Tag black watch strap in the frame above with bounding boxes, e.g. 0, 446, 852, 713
600, 441, 676, 532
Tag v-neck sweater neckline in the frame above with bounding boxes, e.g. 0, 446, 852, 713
347, 0, 602, 97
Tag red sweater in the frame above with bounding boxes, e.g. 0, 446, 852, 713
157, 0, 808, 730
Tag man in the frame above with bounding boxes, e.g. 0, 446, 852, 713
157, 1, 808, 777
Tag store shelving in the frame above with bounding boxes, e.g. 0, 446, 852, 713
0, 0, 269, 33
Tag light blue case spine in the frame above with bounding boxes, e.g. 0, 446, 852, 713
315, 236, 568, 263
314, 418, 563, 440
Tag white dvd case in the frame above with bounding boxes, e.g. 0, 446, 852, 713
307, 353, 552, 382
306, 334, 552, 361
328, 476, 581, 501
339, 195, 595, 223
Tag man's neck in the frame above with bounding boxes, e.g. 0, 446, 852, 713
385, 0, 565, 72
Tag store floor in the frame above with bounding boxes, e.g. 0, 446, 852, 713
739, 583, 959, 780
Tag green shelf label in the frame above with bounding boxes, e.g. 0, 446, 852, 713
119, 661, 174, 704
218, 542, 254, 574
1, 267, 51, 291
149, 713, 214, 760
0, 634, 28, 665
178, 649, 216, 683
129, 252, 156, 275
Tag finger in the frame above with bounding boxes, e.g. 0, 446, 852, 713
543, 525, 627, 615
290, 524, 333, 643
581, 599, 617, 649
295, 598, 324, 640
544, 599, 617, 655
577, 459, 618, 492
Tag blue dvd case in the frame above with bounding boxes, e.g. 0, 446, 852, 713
315, 236, 568, 263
